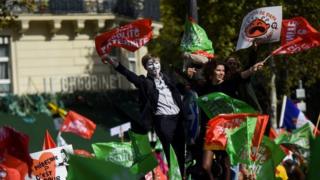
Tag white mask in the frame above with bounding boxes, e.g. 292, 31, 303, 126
146, 59, 161, 77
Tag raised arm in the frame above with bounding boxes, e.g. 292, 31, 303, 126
240, 61, 264, 79
101, 54, 143, 87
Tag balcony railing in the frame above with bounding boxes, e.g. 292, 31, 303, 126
16, 0, 160, 21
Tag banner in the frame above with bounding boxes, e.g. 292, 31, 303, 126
236, 6, 282, 50
180, 19, 214, 58
226, 116, 257, 165
95, 19, 153, 56
197, 92, 256, 119
0, 126, 33, 175
253, 136, 286, 180
272, 32, 320, 55
204, 114, 268, 150
25, 145, 73, 180
60, 111, 96, 139
281, 16, 318, 45
67, 155, 138, 180
92, 142, 134, 168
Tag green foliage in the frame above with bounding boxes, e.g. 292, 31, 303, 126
0, 0, 34, 28
149, 0, 320, 116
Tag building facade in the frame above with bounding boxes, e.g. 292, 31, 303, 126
0, 0, 162, 95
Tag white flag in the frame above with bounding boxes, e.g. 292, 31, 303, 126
236, 6, 282, 51
57, 131, 68, 147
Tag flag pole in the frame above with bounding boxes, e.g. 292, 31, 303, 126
279, 95, 287, 128
261, 54, 273, 64
313, 113, 320, 136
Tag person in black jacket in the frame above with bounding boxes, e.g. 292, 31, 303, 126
102, 53, 186, 176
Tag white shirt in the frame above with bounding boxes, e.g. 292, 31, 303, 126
154, 77, 180, 115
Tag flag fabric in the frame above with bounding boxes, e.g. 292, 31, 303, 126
92, 142, 134, 168
180, 18, 214, 58
251, 115, 269, 160
236, 6, 282, 50
60, 111, 96, 139
226, 116, 257, 165
67, 155, 138, 180
197, 92, 256, 119
281, 16, 318, 45
95, 19, 153, 56
0, 126, 33, 175
42, 130, 57, 150
128, 131, 158, 174
252, 136, 286, 180
275, 123, 313, 151
307, 136, 320, 180
272, 33, 320, 55
279, 96, 315, 131
169, 145, 182, 180
1, 153, 29, 180
204, 114, 268, 150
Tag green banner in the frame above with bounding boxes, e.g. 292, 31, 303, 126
226, 116, 257, 165
307, 136, 320, 180
169, 145, 182, 180
197, 92, 256, 119
92, 142, 133, 168
67, 155, 138, 180
275, 123, 313, 158
128, 131, 158, 174
253, 136, 286, 180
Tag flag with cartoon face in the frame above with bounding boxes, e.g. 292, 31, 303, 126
236, 6, 282, 50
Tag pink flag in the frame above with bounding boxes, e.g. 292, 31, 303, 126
60, 111, 96, 139
95, 19, 153, 56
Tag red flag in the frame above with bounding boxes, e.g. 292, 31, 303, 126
0, 126, 33, 176
42, 130, 57, 150
269, 127, 278, 140
0, 164, 21, 180
281, 17, 318, 45
272, 33, 320, 55
95, 19, 153, 56
60, 111, 96, 139
204, 114, 268, 150
2, 153, 28, 180
273, 17, 320, 55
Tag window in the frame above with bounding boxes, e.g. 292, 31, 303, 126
127, 51, 136, 72
0, 36, 11, 95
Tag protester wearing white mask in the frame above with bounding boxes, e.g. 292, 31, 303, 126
102, 53, 186, 176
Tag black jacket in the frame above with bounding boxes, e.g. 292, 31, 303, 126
115, 64, 185, 133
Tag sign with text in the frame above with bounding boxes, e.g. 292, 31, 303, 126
25, 145, 73, 180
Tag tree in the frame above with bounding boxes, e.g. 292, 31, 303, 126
149, 0, 320, 122
0, 0, 34, 28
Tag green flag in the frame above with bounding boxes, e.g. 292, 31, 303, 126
128, 131, 158, 174
275, 123, 313, 158
180, 19, 214, 58
92, 142, 134, 168
253, 136, 286, 180
307, 136, 320, 180
67, 155, 138, 180
226, 116, 257, 165
169, 145, 182, 180
197, 92, 256, 119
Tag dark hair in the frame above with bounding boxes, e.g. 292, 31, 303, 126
203, 60, 228, 82
141, 54, 160, 68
